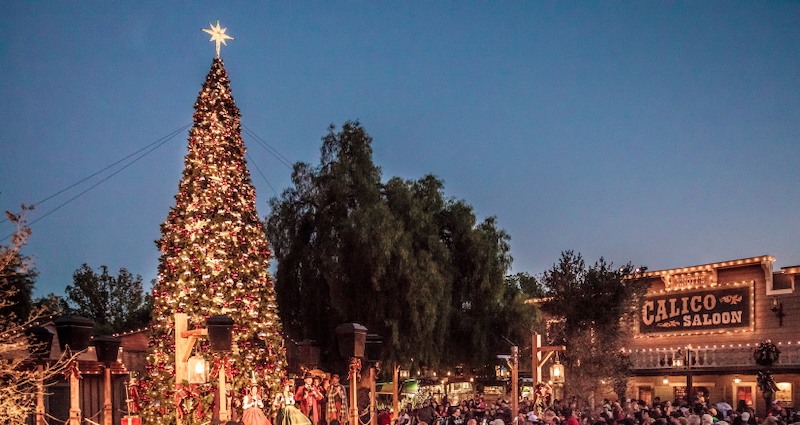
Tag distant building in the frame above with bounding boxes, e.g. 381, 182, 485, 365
25, 321, 132, 425
626, 255, 799, 414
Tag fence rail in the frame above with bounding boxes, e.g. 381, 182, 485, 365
629, 344, 800, 370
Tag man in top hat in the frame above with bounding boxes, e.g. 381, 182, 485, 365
296, 374, 324, 424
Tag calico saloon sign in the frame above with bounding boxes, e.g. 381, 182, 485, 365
639, 282, 753, 335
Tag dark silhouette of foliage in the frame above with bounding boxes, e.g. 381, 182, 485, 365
64, 264, 153, 334
539, 251, 649, 409
268, 122, 537, 372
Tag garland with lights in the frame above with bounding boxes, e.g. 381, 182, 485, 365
141, 58, 286, 424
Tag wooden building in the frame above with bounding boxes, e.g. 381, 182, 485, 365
23, 321, 138, 425
626, 255, 799, 414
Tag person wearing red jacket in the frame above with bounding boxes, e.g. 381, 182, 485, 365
295, 375, 324, 424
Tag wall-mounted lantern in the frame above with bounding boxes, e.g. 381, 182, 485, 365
550, 360, 565, 384
188, 353, 209, 384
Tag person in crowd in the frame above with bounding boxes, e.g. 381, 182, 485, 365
768, 400, 787, 419
419, 401, 438, 425
437, 405, 450, 425
242, 383, 270, 425
295, 375, 324, 425
378, 409, 393, 425
446, 407, 465, 425
564, 410, 579, 425
398, 404, 413, 425
275, 381, 313, 425
715, 400, 733, 422
475, 396, 487, 421
324, 374, 347, 424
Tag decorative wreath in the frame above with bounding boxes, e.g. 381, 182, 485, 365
753, 341, 781, 367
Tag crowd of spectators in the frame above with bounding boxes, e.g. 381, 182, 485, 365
388, 396, 800, 425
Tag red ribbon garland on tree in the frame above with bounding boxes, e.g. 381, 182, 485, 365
63, 360, 82, 380
173, 383, 204, 420
210, 355, 234, 381
348, 358, 362, 382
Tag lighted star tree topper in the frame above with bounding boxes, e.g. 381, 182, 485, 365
203, 20, 234, 58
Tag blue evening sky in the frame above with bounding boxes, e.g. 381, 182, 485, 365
2, 2, 798, 297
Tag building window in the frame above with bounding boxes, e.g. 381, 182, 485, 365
639, 387, 652, 405
773, 274, 794, 291
768, 272, 795, 295
736, 386, 754, 407
775, 382, 792, 403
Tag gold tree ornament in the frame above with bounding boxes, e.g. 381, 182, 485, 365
203, 20, 234, 58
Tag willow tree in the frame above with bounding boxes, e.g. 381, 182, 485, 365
267, 122, 537, 372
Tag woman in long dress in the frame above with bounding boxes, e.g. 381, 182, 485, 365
242, 384, 271, 425
275, 381, 312, 425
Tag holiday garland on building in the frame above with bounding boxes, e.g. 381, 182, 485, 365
142, 58, 286, 424
753, 340, 780, 366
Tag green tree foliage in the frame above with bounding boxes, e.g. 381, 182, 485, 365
64, 264, 153, 335
31, 293, 70, 316
267, 122, 538, 371
507, 272, 544, 298
539, 251, 649, 409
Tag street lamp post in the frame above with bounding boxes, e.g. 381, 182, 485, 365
365, 334, 383, 425
55, 316, 94, 425
336, 323, 368, 425
498, 347, 520, 418
672, 348, 693, 403
174, 313, 234, 424
94, 335, 121, 425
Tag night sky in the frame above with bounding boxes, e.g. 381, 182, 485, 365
2, 2, 799, 297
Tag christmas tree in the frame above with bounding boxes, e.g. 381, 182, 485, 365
142, 57, 286, 424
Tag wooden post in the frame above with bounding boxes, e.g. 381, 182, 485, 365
36, 364, 45, 425
69, 365, 81, 425
392, 363, 400, 424
104, 366, 113, 425
219, 363, 230, 421
533, 334, 542, 383
370, 366, 378, 425
511, 346, 519, 418
175, 313, 189, 385
350, 358, 361, 425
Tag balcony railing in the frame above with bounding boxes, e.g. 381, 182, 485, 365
629, 344, 800, 370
